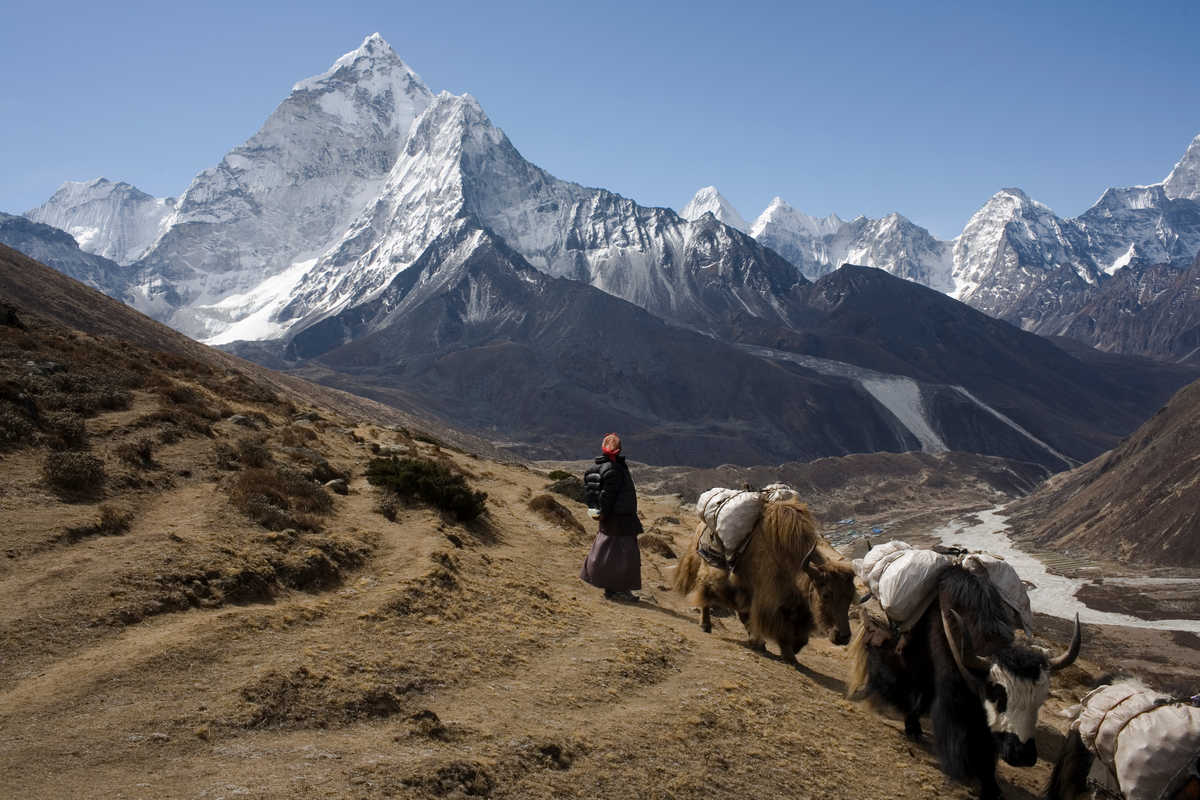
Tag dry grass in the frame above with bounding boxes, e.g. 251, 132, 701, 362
42, 451, 106, 498
229, 467, 334, 531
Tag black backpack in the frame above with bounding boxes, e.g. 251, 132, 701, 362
583, 464, 603, 509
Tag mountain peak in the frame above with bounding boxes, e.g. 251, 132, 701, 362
750, 196, 842, 239
680, 186, 748, 231
1163, 132, 1200, 201
291, 33, 428, 99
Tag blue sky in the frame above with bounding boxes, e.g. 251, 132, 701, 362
2, 0, 1197, 239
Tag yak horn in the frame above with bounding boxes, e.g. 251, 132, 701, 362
1048, 614, 1082, 673
941, 607, 988, 694
800, 541, 819, 571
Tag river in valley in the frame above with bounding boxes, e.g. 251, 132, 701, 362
930, 508, 1200, 633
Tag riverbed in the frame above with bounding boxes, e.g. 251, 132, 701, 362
930, 508, 1200, 634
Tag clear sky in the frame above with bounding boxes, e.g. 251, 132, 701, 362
2, 0, 1198, 239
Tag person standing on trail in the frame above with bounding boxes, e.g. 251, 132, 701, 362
579, 433, 644, 602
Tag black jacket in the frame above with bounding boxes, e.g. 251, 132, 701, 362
585, 455, 643, 536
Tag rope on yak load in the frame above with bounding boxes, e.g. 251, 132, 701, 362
694, 484, 805, 573
1074, 682, 1200, 800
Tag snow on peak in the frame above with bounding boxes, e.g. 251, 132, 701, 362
680, 186, 748, 232
1163, 132, 1200, 201
749, 197, 842, 239
292, 32, 430, 105
26, 177, 175, 265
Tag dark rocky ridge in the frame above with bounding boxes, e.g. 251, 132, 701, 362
1008, 375, 1200, 567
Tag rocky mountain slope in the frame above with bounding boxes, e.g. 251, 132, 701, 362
268, 220, 917, 467
1008, 372, 1200, 567
0, 212, 131, 298
735, 266, 1200, 468
1059, 252, 1200, 362
24, 177, 175, 266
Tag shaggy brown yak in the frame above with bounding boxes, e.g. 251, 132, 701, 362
674, 500, 856, 664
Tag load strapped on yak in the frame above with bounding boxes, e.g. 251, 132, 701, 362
1073, 682, 1200, 800
852, 540, 1034, 643
694, 484, 801, 571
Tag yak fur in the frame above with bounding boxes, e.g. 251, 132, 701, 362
849, 564, 1052, 800
674, 499, 856, 663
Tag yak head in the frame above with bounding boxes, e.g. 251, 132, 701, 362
800, 543, 856, 646
943, 608, 1081, 767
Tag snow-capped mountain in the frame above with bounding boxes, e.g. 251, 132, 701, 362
746, 197, 844, 276
130, 33, 431, 339
274, 90, 803, 339
25, 179, 175, 266
733, 195, 954, 290
680, 186, 749, 231
1164, 134, 1200, 201
19, 32, 1200, 369
950, 187, 1100, 323
948, 139, 1200, 338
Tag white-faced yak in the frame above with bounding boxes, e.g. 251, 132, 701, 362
674, 499, 856, 664
848, 563, 1081, 800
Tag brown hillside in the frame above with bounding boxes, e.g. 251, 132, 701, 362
1008, 376, 1200, 566
0, 243, 501, 459
0, 258, 1096, 800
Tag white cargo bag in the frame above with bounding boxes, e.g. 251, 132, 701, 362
762, 483, 801, 503
695, 488, 764, 556
876, 549, 955, 627
1075, 682, 1200, 800
962, 553, 1034, 634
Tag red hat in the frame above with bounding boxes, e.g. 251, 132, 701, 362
601, 433, 622, 456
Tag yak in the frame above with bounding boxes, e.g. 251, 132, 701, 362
1044, 680, 1200, 800
848, 564, 1080, 800
674, 499, 857, 664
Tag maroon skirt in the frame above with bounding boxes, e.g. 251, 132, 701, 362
579, 529, 641, 592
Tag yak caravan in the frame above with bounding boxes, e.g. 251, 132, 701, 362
676, 481, 1200, 800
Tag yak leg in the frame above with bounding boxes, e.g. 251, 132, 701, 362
904, 713, 923, 741
738, 610, 766, 651
932, 681, 999, 800
778, 627, 810, 667
700, 606, 712, 634
1044, 729, 1092, 800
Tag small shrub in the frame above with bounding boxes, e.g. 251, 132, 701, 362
62, 505, 133, 541
237, 437, 273, 468
547, 470, 573, 481
411, 430, 443, 447
529, 494, 585, 534
116, 437, 156, 468
547, 476, 587, 505
376, 493, 400, 522
137, 407, 214, 437
43, 451, 106, 497
230, 467, 333, 531
365, 457, 486, 522
164, 384, 200, 405
159, 428, 183, 444
45, 412, 88, 451
0, 403, 35, 449
280, 425, 318, 447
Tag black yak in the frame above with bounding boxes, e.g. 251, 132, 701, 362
848, 564, 1080, 800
